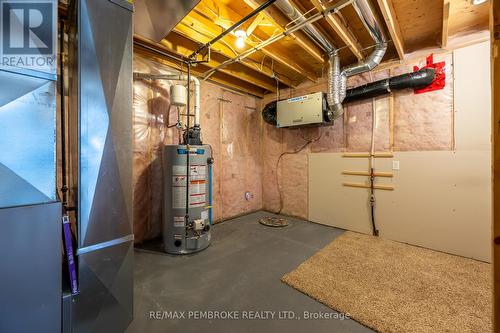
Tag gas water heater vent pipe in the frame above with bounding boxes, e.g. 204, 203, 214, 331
133, 72, 201, 126
327, 0, 388, 119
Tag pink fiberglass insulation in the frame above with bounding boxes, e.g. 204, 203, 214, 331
199, 82, 222, 221
244, 95, 264, 212
344, 70, 391, 152
392, 53, 453, 151
310, 119, 345, 153
133, 54, 262, 244
279, 153, 308, 219
260, 53, 454, 219
220, 91, 263, 218
220, 91, 247, 218
262, 123, 282, 213
262, 125, 314, 219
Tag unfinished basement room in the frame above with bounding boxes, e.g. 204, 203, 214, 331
1, 0, 500, 332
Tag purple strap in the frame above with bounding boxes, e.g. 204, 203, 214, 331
63, 216, 78, 295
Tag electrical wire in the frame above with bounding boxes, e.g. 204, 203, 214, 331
275, 128, 322, 214
369, 72, 379, 236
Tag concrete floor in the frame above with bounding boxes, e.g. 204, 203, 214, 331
127, 211, 374, 333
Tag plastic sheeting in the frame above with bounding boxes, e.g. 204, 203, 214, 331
133, 54, 262, 244
261, 52, 455, 219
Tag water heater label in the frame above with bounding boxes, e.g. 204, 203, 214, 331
173, 165, 207, 179
172, 165, 207, 209
173, 217, 185, 227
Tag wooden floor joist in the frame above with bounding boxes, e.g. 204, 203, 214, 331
242, 0, 326, 64
133, 43, 267, 97
376, 0, 405, 59
310, 0, 364, 60
193, 1, 318, 83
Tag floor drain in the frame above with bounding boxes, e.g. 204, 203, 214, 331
259, 217, 289, 228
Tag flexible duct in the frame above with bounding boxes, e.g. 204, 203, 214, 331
134, 72, 201, 126
328, 0, 388, 119
343, 68, 435, 103
327, 51, 343, 120
275, 0, 335, 54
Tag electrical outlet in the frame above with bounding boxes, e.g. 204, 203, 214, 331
245, 191, 253, 201
392, 160, 400, 170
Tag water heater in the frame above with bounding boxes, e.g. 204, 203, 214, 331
162, 145, 213, 254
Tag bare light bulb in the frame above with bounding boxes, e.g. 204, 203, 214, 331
236, 37, 245, 49
234, 29, 246, 49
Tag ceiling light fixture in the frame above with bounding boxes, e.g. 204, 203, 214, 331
234, 29, 247, 49
471, 0, 487, 5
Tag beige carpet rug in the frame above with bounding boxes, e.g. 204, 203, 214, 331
282, 231, 492, 333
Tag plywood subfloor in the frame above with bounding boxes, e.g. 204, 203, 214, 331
282, 231, 493, 333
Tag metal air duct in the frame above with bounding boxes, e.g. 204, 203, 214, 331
275, 0, 335, 54
134, 0, 200, 42
327, 0, 388, 119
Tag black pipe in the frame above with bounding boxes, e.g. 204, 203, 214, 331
135, 40, 189, 64
190, 0, 277, 60
344, 68, 435, 103
262, 100, 278, 126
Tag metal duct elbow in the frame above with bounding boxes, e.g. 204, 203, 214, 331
275, 0, 335, 54
327, 0, 388, 119
342, 0, 388, 77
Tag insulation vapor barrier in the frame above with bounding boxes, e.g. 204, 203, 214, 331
261, 53, 454, 218
133, 54, 262, 244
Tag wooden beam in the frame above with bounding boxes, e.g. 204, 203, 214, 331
246, 12, 266, 37
187, 5, 318, 82
376, 0, 406, 59
442, 0, 451, 48
133, 38, 266, 98
310, 0, 364, 60
174, 14, 293, 87
242, 0, 325, 63
162, 32, 278, 92
491, 1, 500, 330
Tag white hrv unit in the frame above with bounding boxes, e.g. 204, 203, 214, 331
276, 92, 332, 128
